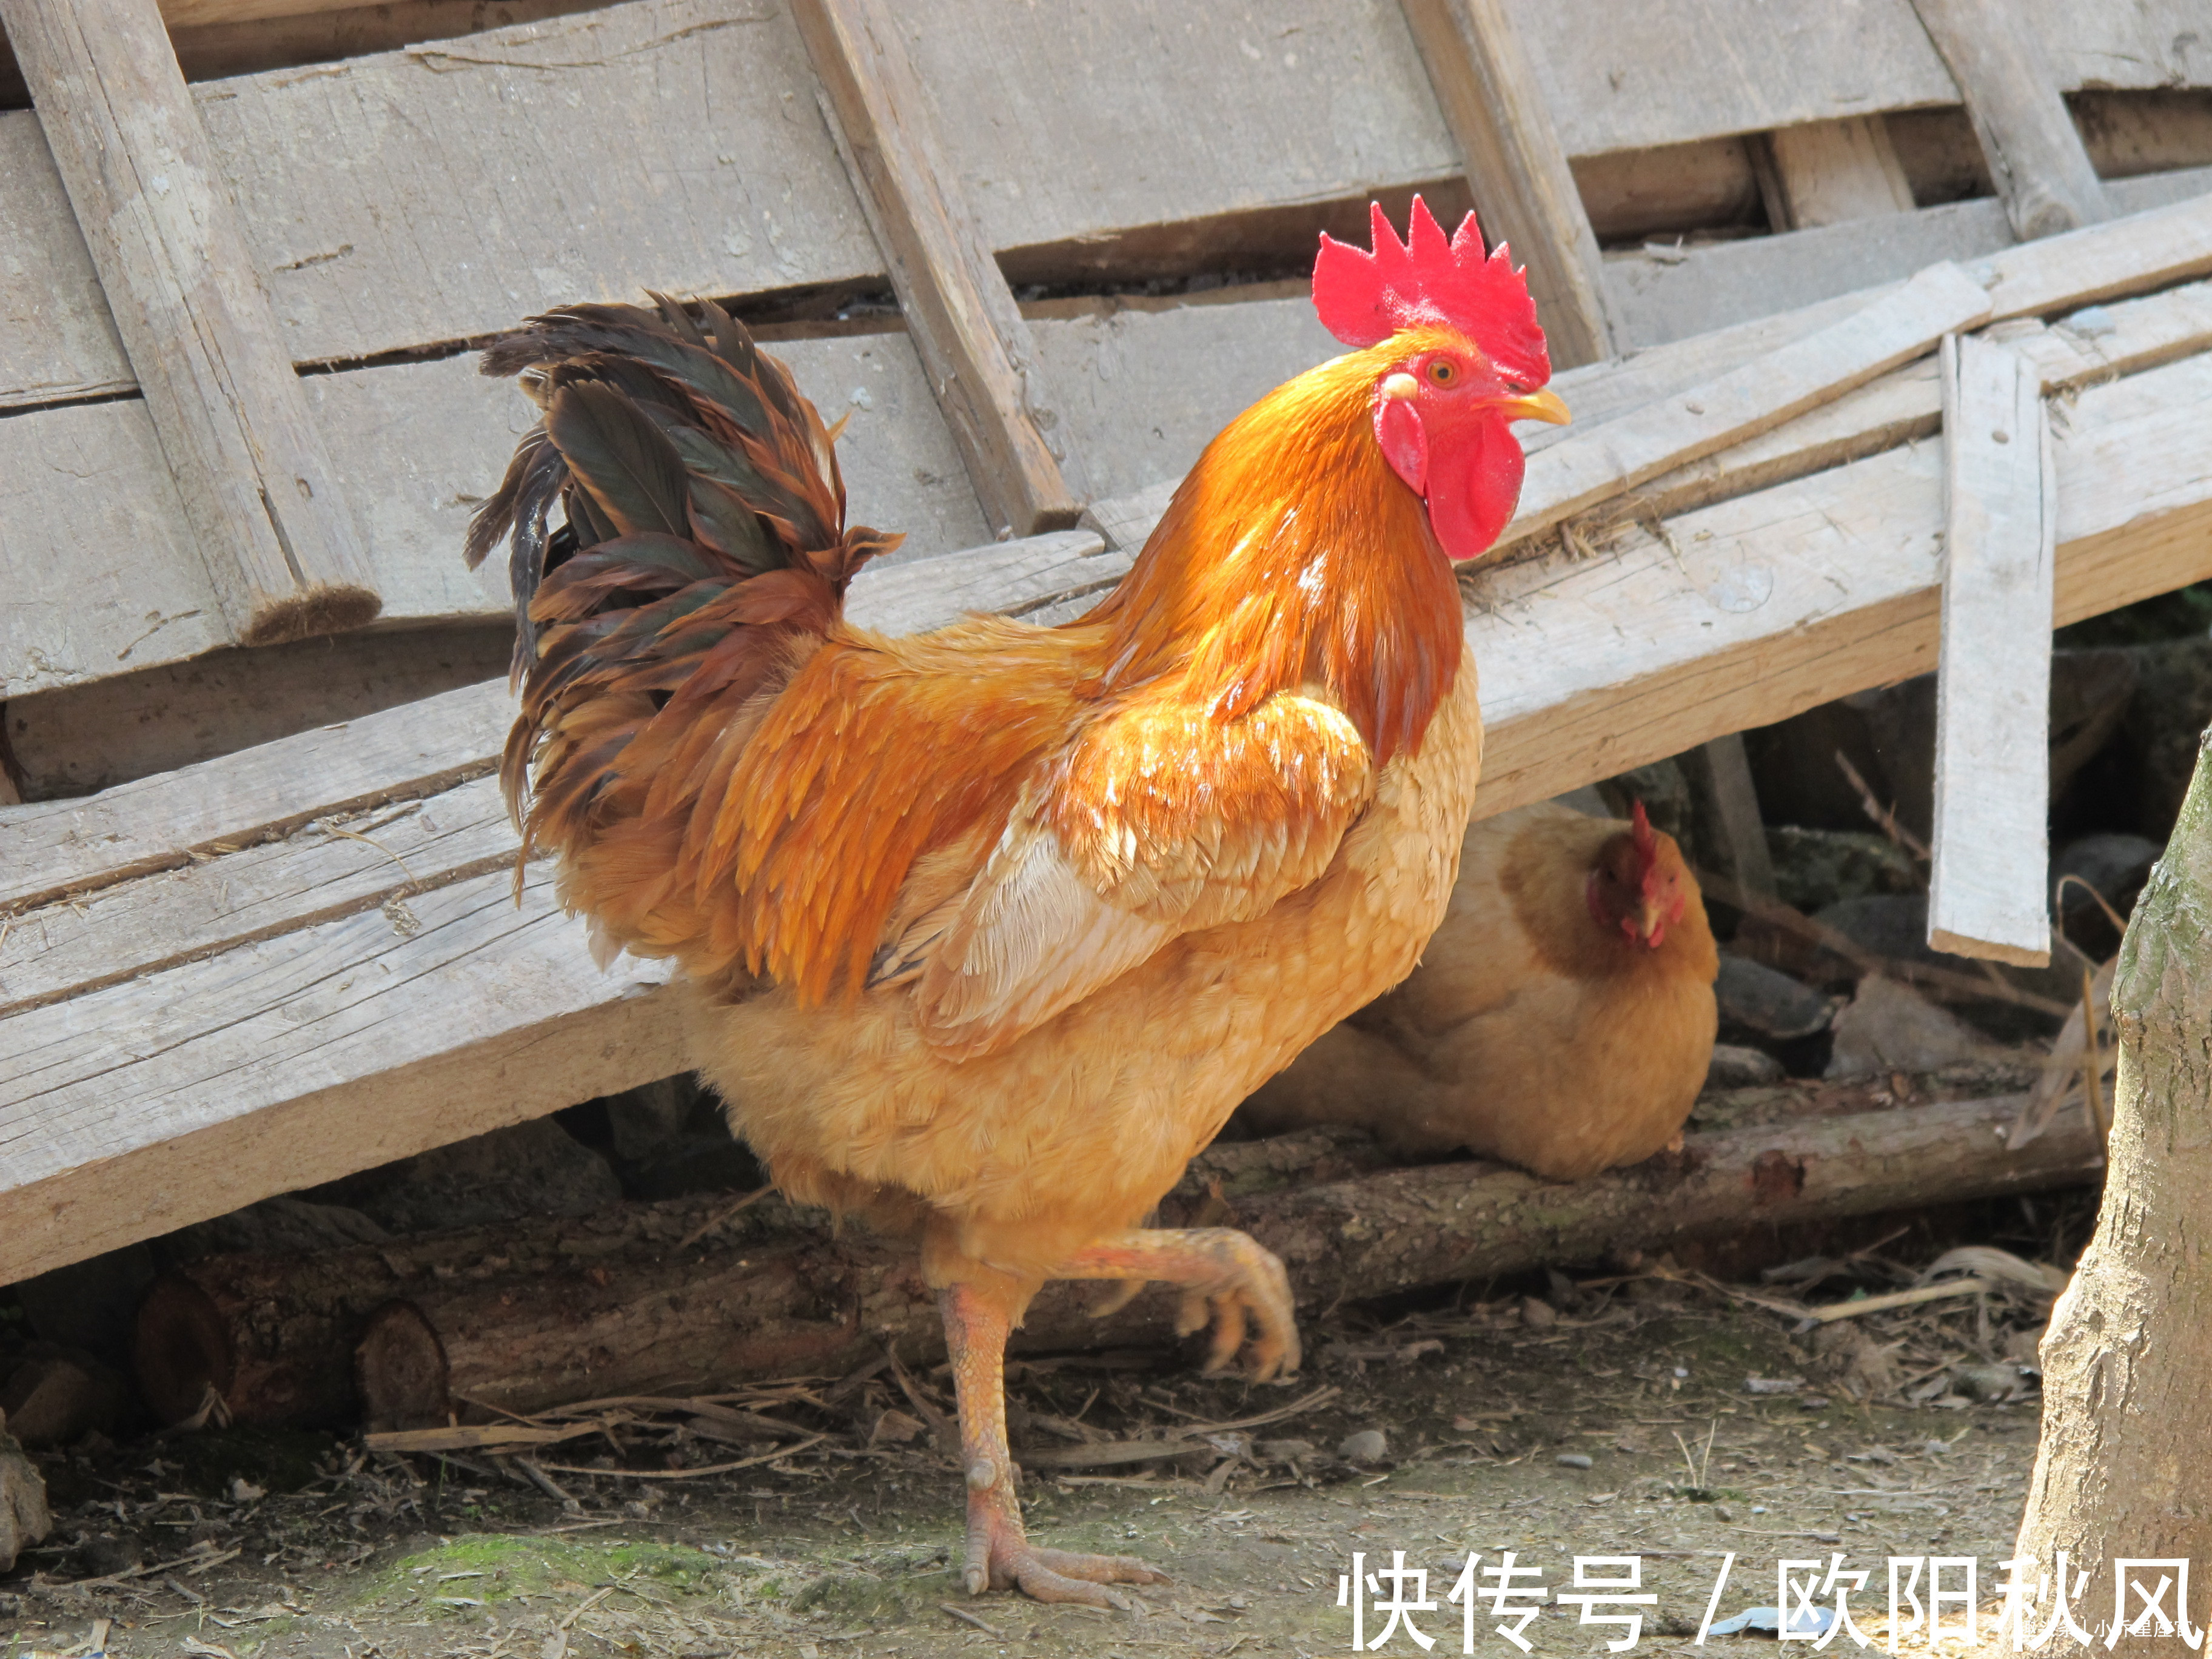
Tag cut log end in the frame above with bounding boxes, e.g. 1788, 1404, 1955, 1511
132, 1271, 236, 1427
355, 1300, 450, 1433
237, 584, 384, 648
1926, 925, 2053, 968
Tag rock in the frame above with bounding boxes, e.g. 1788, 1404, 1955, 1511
76, 1531, 146, 1578
1765, 826, 1919, 914
0, 1346, 131, 1449
1337, 1429, 1389, 1464
169, 1195, 389, 1262
1811, 893, 2079, 1008
1706, 1044, 1785, 1089
13, 1245, 156, 1368
323, 1117, 622, 1235
1825, 976, 2005, 1077
1555, 1452, 1594, 1470
1715, 954, 1832, 1041
1954, 1362, 2032, 1403
2052, 833, 2160, 958
1519, 1296, 1557, 1330
0, 1424, 50, 1575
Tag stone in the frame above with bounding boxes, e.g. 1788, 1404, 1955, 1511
1706, 1044, 1785, 1089
1555, 1452, 1594, 1469
1825, 976, 2005, 1077
1593, 756, 1693, 845
1715, 954, 1833, 1041
0, 1425, 50, 1575
1765, 826, 1919, 913
1336, 1429, 1389, 1464
0, 1346, 130, 1449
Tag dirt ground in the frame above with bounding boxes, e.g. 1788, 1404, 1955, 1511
3, 1250, 2064, 1659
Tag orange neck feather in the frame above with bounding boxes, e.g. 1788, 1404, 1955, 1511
1085, 343, 1464, 765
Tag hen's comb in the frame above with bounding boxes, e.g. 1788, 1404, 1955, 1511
1629, 800, 1662, 890
1312, 196, 1549, 385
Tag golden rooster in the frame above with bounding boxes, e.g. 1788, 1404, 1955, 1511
1242, 799, 1719, 1178
466, 199, 1567, 1604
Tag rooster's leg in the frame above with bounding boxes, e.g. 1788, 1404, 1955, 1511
1059, 1228, 1301, 1380
940, 1281, 1168, 1607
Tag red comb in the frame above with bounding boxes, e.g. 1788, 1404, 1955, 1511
1312, 196, 1550, 385
1629, 800, 1663, 894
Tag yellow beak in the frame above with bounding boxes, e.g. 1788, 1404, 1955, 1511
1494, 387, 1572, 426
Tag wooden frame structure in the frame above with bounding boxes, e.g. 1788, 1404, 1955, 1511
3, 0, 2211, 1283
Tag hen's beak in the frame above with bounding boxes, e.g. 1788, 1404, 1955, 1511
1495, 387, 1571, 426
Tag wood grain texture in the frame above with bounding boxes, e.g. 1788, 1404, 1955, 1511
1507, 0, 1962, 159
1397, 0, 1614, 367
1502, 260, 1991, 546
897, 0, 1455, 266
792, 0, 1081, 536
1761, 116, 1915, 231
1980, 183, 2212, 322
0, 862, 680, 1285
1927, 332, 2054, 965
1909, 0, 2110, 240
0, 111, 130, 413
2, 0, 380, 646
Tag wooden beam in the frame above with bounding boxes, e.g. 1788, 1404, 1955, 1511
1907, 0, 2109, 240
1396, 0, 1614, 367
1926, 333, 2054, 966
1501, 259, 1992, 546
0, 0, 380, 648
792, 0, 1084, 537
1983, 188, 2212, 323
1758, 116, 1916, 232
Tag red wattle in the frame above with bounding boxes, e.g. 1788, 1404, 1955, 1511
1375, 398, 1429, 495
1424, 420, 1526, 562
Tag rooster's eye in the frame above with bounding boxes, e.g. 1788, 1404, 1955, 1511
1426, 358, 1458, 387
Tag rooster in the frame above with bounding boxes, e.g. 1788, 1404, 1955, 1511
466, 199, 1567, 1604
1242, 800, 1718, 1178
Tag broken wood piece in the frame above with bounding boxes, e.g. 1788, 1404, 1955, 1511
361, 1422, 596, 1455
133, 1089, 2099, 1429
1758, 116, 1915, 232
0, 0, 380, 647
1798, 1277, 2000, 1325
1396, 0, 1614, 368
1906, 0, 2108, 241
1928, 332, 2054, 967
1499, 259, 1992, 546
793, 0, 1084, 537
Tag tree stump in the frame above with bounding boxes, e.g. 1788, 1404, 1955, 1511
2013, 726, 2212, 1651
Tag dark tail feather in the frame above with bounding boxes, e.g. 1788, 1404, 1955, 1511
468, 297, 902, 855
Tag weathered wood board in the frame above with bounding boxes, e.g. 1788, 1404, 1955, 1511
1926, 332, 2055, 966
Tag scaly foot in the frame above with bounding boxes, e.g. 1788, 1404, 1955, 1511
1062, 1227, 1301, 1380
964, 1468, 1166, 1607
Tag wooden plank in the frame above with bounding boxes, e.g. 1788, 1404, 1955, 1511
1397, 0, 1614, 367
0, 679, 514, 913
1601, 170, 2211, 350
0, 110, 130, 414
1981, 183, 2212, 322
1760, 117, 1916, 231
1506, 0, 1962, 160
1908, 0, 2110, 240
1501, 260, 1992, 546
0, 863, 681, 1284
793, 0, 1082, 537
4, 341, 2209, 1282
897, 0, 1456, 270
1, 0, 381, 647
1926, 332, 2054, 966
3, 624, 513, 803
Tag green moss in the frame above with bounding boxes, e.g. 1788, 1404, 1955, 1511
366, 1535, 727, 1609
